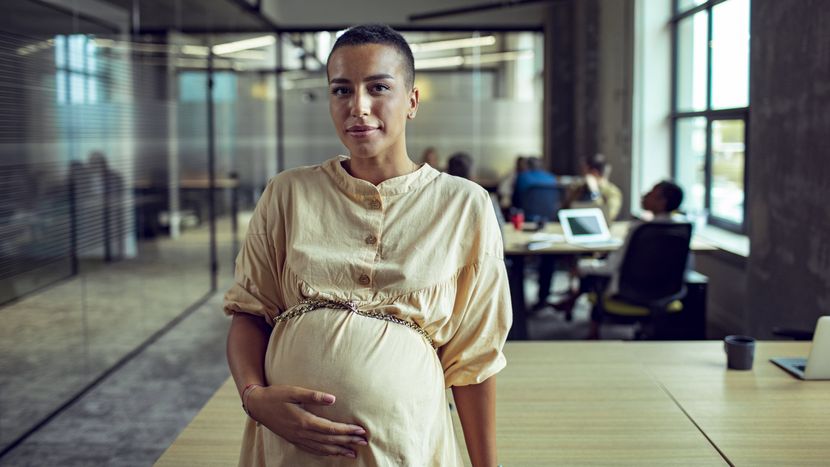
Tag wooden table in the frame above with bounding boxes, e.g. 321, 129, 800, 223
157, 341, 828, 466
626, 341, 830, 466
503, 222, 717, 339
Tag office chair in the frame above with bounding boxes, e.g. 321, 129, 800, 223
591, 222, 693, 339
518, 185, 560, 221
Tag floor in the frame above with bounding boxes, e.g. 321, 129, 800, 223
0, 262, 630, 466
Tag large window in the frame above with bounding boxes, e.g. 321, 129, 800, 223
672, 0, 749, 232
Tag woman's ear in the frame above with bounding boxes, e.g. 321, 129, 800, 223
407, 87, 420, 119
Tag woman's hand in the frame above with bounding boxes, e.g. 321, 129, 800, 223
247, 385, 368, 458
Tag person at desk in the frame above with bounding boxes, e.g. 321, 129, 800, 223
562, 153, 622, 222
537, 154, 624, 313
510, 156, 557, 210
497, 156, 528, 209
569, 180, 685, 338
223, 25, 511, 467
420, 146, 440, 170
446, 151, 473, 179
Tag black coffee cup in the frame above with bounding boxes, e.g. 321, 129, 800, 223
724, 335, 755, 370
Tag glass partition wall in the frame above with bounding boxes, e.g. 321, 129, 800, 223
278, 30, 544, 184
0, 14, 544, 455
0, 6, 246, 455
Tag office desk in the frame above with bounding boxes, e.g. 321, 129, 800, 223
626, 341, 830, 466
503, 222, 717, 339
159, 342, 780, 466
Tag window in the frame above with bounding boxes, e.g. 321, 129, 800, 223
672, 0, 750, 232
55, 35, 100, 104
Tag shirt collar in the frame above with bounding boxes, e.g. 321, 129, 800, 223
322, 155, 440, 198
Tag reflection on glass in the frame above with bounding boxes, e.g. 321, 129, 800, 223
675, 117, 707, 214
711, 119, 745, 224
675, 12, 708, 111
676, 0, 706, 13
711, 0, 750, 109
279, 31, 544, 180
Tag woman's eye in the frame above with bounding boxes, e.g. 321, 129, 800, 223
331, 87, 350, 96
371, 83, 390, 93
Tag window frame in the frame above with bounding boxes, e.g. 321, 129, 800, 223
671, 0, 749, 233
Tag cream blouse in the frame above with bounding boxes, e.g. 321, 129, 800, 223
224, 156, 512, 387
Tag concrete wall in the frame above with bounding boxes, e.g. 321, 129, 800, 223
598, 0, 635, 217
744, 0, 830, 337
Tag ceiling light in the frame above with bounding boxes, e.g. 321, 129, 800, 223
466, 50, 534, 64
414, 50, 534, 70
415, 56, 465, 69
181, 45, 209, 56
212, 35, 275, 56
410, 35, 496, 54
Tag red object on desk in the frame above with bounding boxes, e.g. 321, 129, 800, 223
511, 211, 525, 230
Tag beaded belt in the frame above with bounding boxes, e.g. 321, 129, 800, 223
273, 298, 435, 348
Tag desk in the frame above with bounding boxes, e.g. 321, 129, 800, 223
504, 222, 717, 339
162, 342, 827, 466
626, 341, 830, 466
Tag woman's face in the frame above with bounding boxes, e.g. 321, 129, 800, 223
327, 44, 419, 161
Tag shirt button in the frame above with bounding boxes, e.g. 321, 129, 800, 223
365, 234, 377, 245
358, 274, 371, 286
368, 199, 381, 210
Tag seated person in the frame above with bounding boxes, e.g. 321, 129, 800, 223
570, 180, 685, 338
536, 154, 624, 312
421, 146, 440, 169
511, 156, 557, 210
497, 156, 528, 209
562, 153, 622, 222
447, 152, 473, 179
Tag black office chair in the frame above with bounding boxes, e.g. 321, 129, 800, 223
517, 184, 560, 222
592, 222, 693, 339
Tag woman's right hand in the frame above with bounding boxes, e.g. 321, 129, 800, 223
246, 385, 368, 458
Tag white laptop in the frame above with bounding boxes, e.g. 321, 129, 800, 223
557, 208, 622, 247
770, 316, 830, 380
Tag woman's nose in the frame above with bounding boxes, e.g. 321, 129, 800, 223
350, 90, 370, 117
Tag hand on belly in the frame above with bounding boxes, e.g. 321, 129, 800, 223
246, 383, 369, 458
264, 309, 447, 452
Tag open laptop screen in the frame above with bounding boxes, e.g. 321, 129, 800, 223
567, 215, 603, 236
558, 208, 613, 244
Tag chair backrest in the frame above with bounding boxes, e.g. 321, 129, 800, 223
518, 185, 560, 221
616, 222, 692, 305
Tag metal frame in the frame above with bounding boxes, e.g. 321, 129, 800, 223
670, 0, 749, 234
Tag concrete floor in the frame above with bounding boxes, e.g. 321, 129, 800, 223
0, 292, 231, 467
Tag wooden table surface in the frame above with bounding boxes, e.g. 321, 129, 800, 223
625, 341, 830, 466
502, 221, 717, 255
156, 341, 824, 466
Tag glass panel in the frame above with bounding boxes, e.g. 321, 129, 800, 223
0, 4, 216, 452
674, 117, 708, 215
281, 31, 544, 182
710, 119, 745, 224
676, 0, 706, 14
675, 12, 709, 112
711, 0, 750, 109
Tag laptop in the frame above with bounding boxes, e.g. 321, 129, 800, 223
557, 208, 622, 247
770, 316, 830, 380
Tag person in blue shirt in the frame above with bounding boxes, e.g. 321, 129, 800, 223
511, 157, 560, 311
511, 157, 557, 208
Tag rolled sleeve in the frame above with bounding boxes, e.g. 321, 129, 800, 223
439, 190, 513, 387
439, 255, 512, 387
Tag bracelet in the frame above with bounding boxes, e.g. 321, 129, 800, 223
241, 383, 263, 419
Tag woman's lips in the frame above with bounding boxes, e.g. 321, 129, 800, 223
346, 125, 379, 138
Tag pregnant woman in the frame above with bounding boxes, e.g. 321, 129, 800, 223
224, 25, 512, 466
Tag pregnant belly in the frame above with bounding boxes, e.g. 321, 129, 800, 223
264, 308, 446, 436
